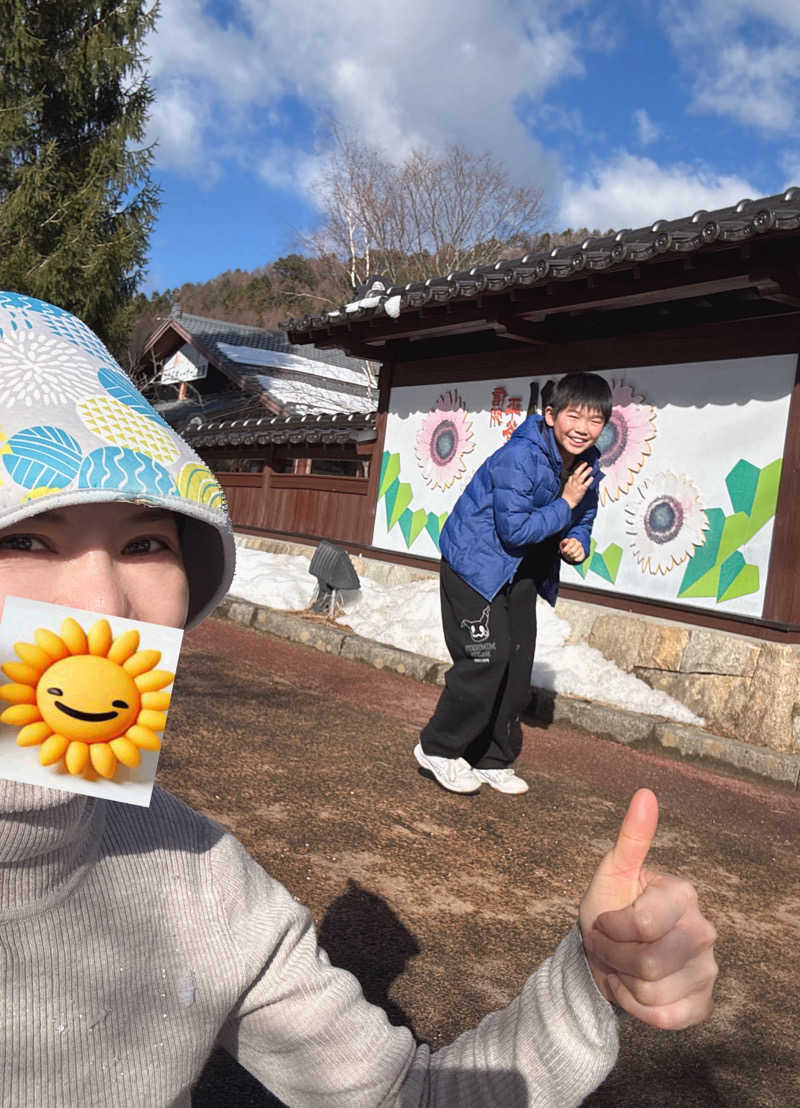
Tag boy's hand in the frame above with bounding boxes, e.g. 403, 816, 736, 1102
559, 537, 586, 564
562, 462, 594, 508
579, 789, 718, 1030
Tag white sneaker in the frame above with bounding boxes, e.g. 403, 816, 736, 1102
472, 767, 529, 795
413, 743, 481, 794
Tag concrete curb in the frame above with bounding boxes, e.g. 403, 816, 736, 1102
213, 596, 800, 791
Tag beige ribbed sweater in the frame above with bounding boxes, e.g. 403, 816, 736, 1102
0, 783, 618, 1106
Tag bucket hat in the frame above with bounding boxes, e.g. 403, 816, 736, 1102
0, 292, 234, 628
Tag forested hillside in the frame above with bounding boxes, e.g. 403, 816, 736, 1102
146, 252, 348, 332
132, 225, 607, 358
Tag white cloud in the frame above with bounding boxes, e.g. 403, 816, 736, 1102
257, 144, 325, 198
147, 81, 219, 180
633, 108, 659, 145
146, 0, 593, 193
693, 42, 799, 131
780, 152, 800, 190
559, 153, 760, 232
659, 1, 800, 133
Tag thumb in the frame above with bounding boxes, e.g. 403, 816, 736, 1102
580, 789, 660, 934
610, 787, 659, 879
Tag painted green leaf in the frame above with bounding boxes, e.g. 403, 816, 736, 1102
591, 553, 614, 583
725, 459, 759, 515
717, 550, 745, 601
750, 458, 782, 533
398, 508, 413, 545
679, 565, 721, 599
378, 451, 400, 501
679, 508, 724, 594
717, 511, 753, 566
387, 482, 413, 529
383, 480, 398, 527
718, 561, 759, 603
405, 508, 428, 546
601, 543, 622, 582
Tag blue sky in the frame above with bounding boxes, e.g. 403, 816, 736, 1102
143, 0, 800, 294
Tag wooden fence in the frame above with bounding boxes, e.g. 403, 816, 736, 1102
218, 471, 374, 545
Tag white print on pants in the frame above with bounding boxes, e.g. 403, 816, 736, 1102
460, 606, 495, 663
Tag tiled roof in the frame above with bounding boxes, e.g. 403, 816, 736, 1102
172, 310, 368, 373
154, 392, 267, 430
184, 409, 377, 449
284, 188, 800, 339
148, 309, 378, 418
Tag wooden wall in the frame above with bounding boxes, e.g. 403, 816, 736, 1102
219, 470, 373, 546
385, 314, 800, 636
211, 312, 800, 636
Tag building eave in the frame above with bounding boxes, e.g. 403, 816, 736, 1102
284, 188, 800, 355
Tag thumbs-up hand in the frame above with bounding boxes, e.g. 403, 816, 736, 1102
579, 788, 717, 1029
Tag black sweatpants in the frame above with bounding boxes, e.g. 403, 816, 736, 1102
420, 559, 538, 769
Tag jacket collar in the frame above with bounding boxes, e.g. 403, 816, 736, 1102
512, 413, 600, 473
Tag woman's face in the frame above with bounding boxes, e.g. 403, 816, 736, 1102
0, 502, 190, 629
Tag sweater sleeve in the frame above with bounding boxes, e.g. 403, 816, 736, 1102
209, 833, 619, 1107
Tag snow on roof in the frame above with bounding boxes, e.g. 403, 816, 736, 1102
247, 371, 373, 416
216, 342, 370, 389
215, 340, 374, 415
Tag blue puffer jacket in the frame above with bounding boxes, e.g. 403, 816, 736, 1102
439, 413, 602, 605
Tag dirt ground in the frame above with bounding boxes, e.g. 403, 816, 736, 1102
159, 617, 800, 1107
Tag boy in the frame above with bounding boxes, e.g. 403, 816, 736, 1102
0, 296, 715, 1105
416, 373, 611, 795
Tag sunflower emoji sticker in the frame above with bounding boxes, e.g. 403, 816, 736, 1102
0, 597, 183, 805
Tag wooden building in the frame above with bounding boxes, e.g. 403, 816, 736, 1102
137, 308, 381, 544
188, 409, 377, 546
140, 308, 375, 448
278, 188, 800, 641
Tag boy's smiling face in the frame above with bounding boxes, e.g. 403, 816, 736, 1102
0, 502, 190, 629
545, 403, 607, 463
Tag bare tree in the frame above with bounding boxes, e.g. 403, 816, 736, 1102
306, 126, 546, 293
534, 227, 613, 251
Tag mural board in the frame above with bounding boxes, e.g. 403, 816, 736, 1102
373, 355, 797, 618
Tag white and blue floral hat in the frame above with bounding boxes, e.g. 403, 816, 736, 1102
0, 292, 235, 628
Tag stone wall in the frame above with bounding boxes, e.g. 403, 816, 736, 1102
234, 533, 800, 757
557, 600, 800, 756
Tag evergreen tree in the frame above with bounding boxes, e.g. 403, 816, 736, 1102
0, 0, 160, 353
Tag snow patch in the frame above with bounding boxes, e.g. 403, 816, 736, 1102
230, 545, 704, 726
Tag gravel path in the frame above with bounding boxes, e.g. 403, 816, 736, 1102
162, 617, 800, 1107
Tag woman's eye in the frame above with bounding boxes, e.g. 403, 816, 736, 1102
123, 537, 168, 555
0, 534, 47, 552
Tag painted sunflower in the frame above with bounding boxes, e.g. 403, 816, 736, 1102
415, 390, 475, 490
597, 381, 657, 505
625, 471, 708, 575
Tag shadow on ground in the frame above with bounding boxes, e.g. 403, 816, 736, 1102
173, 626, 800, 1107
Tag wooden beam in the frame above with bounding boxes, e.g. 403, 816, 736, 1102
363, 360, 394, 544
391, 310, 800, 384
490, 313, 550, 345
763, 353, 800, 624
766, 292, 800, 308
759, 266, 800, 308
516, 275, 781, 322
367, 316, 503, 344
296, 240, 800, 349
296, 311, 501, 350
